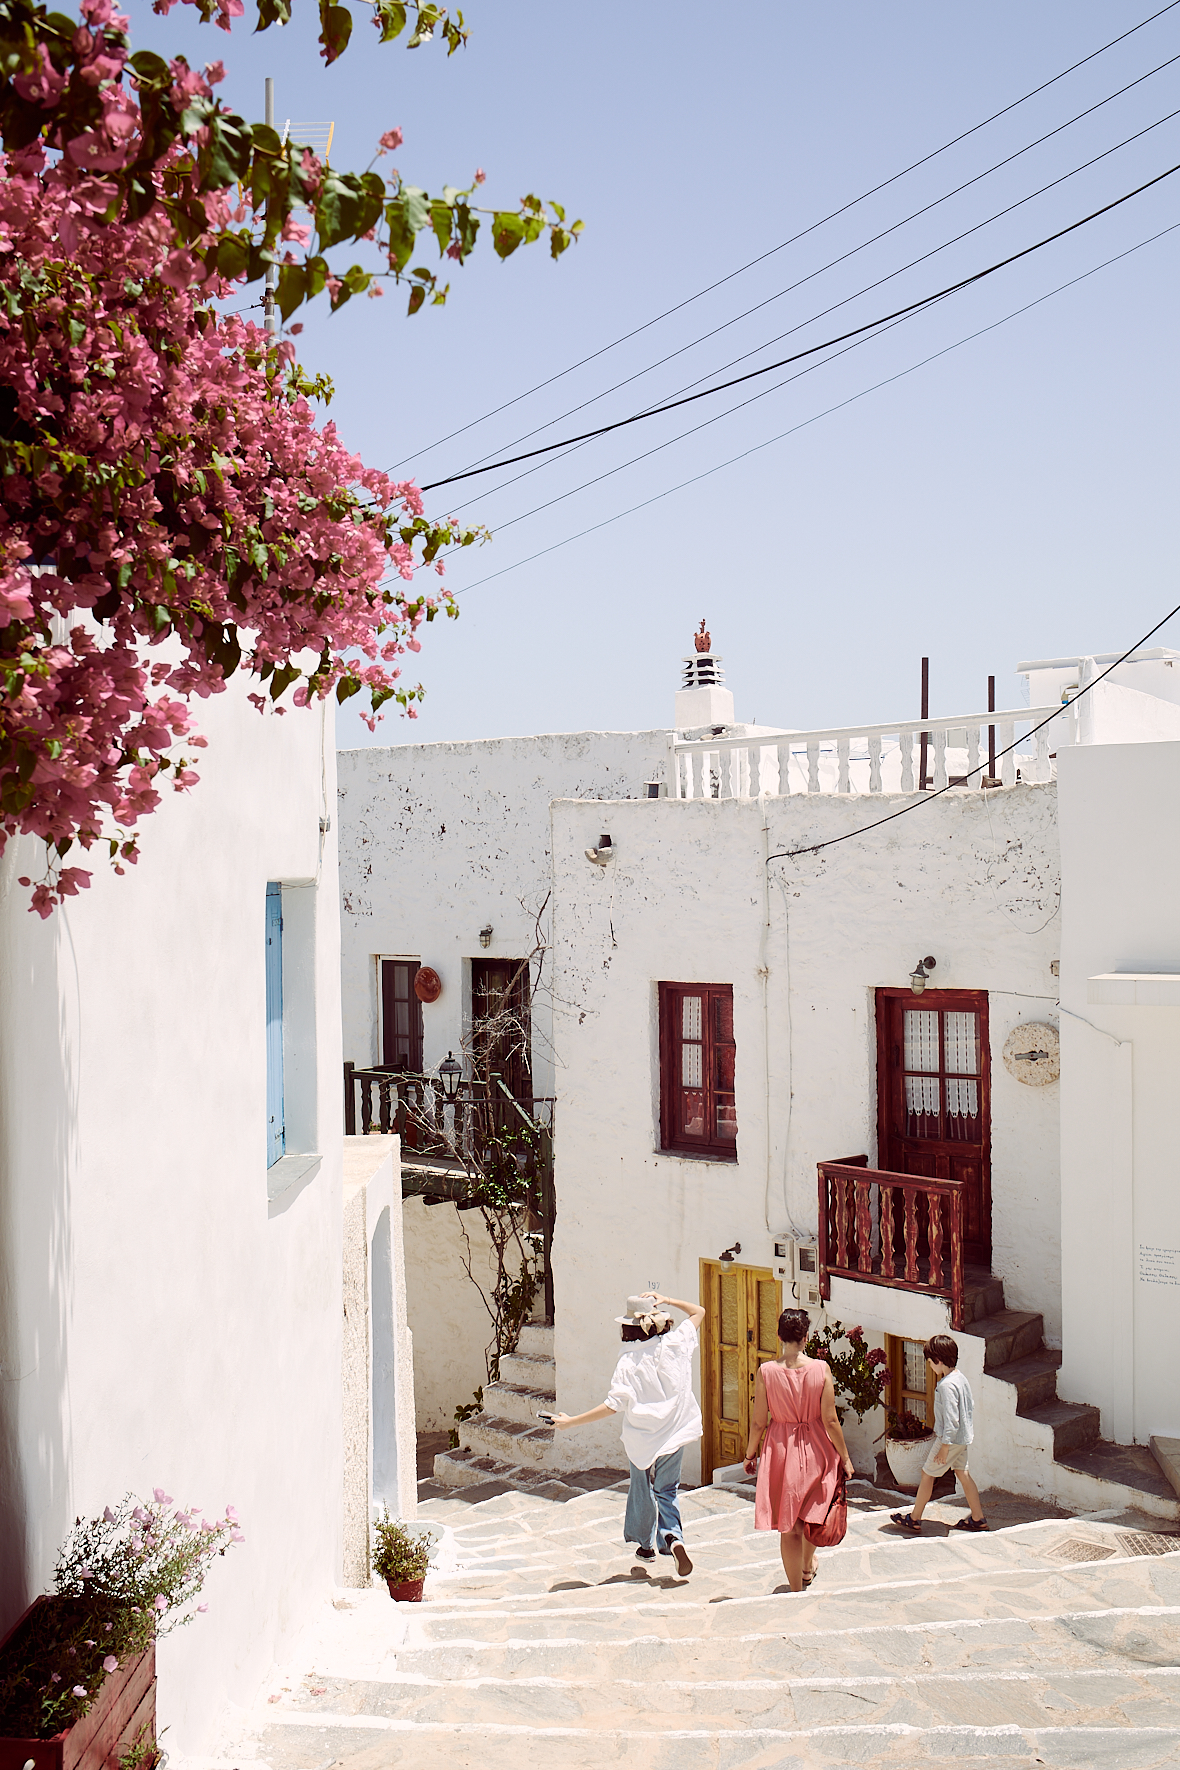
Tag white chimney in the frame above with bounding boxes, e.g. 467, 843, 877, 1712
675, 621, 734, 729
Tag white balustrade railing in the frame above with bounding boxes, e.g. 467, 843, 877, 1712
671, 706, 1065, 800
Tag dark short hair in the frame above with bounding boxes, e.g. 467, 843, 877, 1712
621, 1320, 673, 1342
924, 1333, 959, 1368
777, 1308, 811, 1346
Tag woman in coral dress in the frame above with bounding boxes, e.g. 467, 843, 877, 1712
743, 1307, 855, 1592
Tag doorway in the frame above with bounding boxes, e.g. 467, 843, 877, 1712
471, 958, 532, 1101
380, 959, 424, 1072
876, 988, 992, 1265
699, 1259, 782, 1483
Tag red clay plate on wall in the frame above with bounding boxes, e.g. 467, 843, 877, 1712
414, 966, 442, 1003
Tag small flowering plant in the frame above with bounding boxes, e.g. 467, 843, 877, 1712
0, 1489, 242, 1741
804, 1320, 888, 1421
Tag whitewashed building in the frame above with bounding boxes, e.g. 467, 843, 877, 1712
337, 642, 1180, 1520
0, 685, 415, 1756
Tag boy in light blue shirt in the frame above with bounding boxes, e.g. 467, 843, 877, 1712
891, 1333, 988, 1534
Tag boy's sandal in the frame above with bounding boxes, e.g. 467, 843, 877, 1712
953, 1516, 989, 1531
890, 1511, 922, 1532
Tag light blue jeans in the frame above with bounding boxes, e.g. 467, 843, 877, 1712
624, 1449, 685, 1553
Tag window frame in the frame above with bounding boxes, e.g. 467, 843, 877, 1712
658, 981, 738, 1161
380, 957, 424, 1073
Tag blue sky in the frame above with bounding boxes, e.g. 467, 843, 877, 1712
129, 0, 1180, 744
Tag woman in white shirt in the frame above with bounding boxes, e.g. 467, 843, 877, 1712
552, 1290, 704, 1577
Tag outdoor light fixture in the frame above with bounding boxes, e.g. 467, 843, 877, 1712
479, 924, 493, 948
909, 956, 937, 995
718, 1242, 742, 1266
438, 1051, 463, 1101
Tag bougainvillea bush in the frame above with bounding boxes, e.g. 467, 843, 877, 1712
0, 1489, 242, 1739
805, 1319, 888, 1421
0, 0, 580, 912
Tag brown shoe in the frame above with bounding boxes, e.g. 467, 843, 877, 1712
671, 1541, 693, 1577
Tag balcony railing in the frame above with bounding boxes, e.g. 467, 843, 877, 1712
672, 705, 1061, 800
818, 1157, 965, 1330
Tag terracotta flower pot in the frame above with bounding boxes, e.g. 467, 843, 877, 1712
0, 1597, 155, 1770
885, 1434, 935, 1493
384, 1577, 425, 1603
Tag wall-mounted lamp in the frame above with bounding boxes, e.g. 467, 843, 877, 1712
479, 924, 493, 948
585, 832, 614, 867
437, 1051, 463, 1101
909, 956, 937, 995
718, 1242, 742, 1267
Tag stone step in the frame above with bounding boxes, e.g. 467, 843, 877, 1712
987, 1349, 1063, 1414
458, 1412, 556, 1468
516, 1322, 554, 1359
960, 1267, 1006, 1324
482, 1378, 556, 1425
432, 1445, 582, 1501
408, 1553, 1180, 1644
1024, 1399, 1102, 1458
498, 1349, 556, 1389
250, 1715, 1180, 1770
1057, 1439, 1180, 1518
287, 1662, 1180, 1734
960, 1308, 1044, 1369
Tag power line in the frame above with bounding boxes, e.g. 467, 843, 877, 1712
765, 599, 1180, 863
388, 0, 1180, 471
419, 160, 1180, 492
445, 105, 1180, 523
440, 45, 1180, 484
429, 218, 1178, 599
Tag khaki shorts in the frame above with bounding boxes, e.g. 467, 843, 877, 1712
922, 1442, 970, 1477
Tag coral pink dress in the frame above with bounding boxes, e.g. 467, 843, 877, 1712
754, 1358, 839, 1532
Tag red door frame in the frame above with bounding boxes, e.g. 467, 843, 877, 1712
875, 987, 992, 1265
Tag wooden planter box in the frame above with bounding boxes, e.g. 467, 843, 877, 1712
0, 1598, 155, 1770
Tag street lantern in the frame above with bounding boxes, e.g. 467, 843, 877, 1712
438, 1051, 463, 1101
909, 956, 937, 995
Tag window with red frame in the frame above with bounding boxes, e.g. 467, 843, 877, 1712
658, 983, 738, 1159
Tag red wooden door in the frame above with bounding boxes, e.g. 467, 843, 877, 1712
876, 989, 991, 1264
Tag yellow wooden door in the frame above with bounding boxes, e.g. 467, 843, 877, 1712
700, 1260, 782, 1483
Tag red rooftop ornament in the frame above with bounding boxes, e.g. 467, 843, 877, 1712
694, 619, 711, 654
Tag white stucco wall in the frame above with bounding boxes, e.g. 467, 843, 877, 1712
401, 1195, 503, 1430
1056, 740, 1180, 1447
337, 730, 671, 1095
546, 785, 1062, 1481
0, 686, 343, 1753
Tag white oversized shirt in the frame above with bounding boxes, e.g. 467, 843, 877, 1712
602, 1319, 703, 1471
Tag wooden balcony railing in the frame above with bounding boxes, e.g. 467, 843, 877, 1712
817, 1157, 965, 1330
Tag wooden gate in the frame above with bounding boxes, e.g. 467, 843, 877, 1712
699, 1260, 781, 1483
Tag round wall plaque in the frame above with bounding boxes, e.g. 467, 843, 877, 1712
1002, 1022, 1059, 1086
414, 965, 442, 1004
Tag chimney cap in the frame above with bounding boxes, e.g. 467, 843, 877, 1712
693, 618, 711, 654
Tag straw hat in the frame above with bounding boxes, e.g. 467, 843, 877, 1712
615, 1295, 673, 1330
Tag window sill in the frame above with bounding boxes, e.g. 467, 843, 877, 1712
266, 1152, 323, 1201
655, 1147, 738, 1166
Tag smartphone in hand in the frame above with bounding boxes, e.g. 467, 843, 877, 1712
536, 1411, 556, 1424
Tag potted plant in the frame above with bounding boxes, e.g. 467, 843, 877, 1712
372, 1512, 432, 1603
883, 1407, 936, 1492
0, 1490, 243, 1770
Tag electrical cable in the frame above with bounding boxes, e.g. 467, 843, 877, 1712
426, 217, 1178, 599
419, 160, 1180, 493
388, 0, 1180, 470
435, 46, 1180, 486
443, 112, 1180, 533
764, 602, 1180, 864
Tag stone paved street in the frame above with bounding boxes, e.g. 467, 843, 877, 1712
201, 1476, 1180, 1770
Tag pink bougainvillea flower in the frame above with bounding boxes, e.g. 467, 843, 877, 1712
230, 1530, 245, 1544
153, 1488, 172, 1505
225, 1505, 238, 1521
102, 1656, 118, 1673
72, 1686, 87, 1697
103, 1506, 116, 1524
197, 1603, 208, 1613
378, 127, 403, 151
153, 1595, 168, 1611
473, 167, 486, 185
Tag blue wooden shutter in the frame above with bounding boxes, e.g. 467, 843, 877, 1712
265, 882, 285, 1166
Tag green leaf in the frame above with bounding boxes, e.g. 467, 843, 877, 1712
430, 197, 452, 256
275, 261, 307, 320
492, 211, 525, 259
216, 232, 251, 280
372, 0, 408, 39
256, 0, 293, 27
270, 662, 301, 700
318, 0, 353, 62
407, 282, 426, 316
198, 110, 254, 192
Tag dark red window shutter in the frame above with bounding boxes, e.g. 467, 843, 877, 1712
658, 982, 738, 1160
